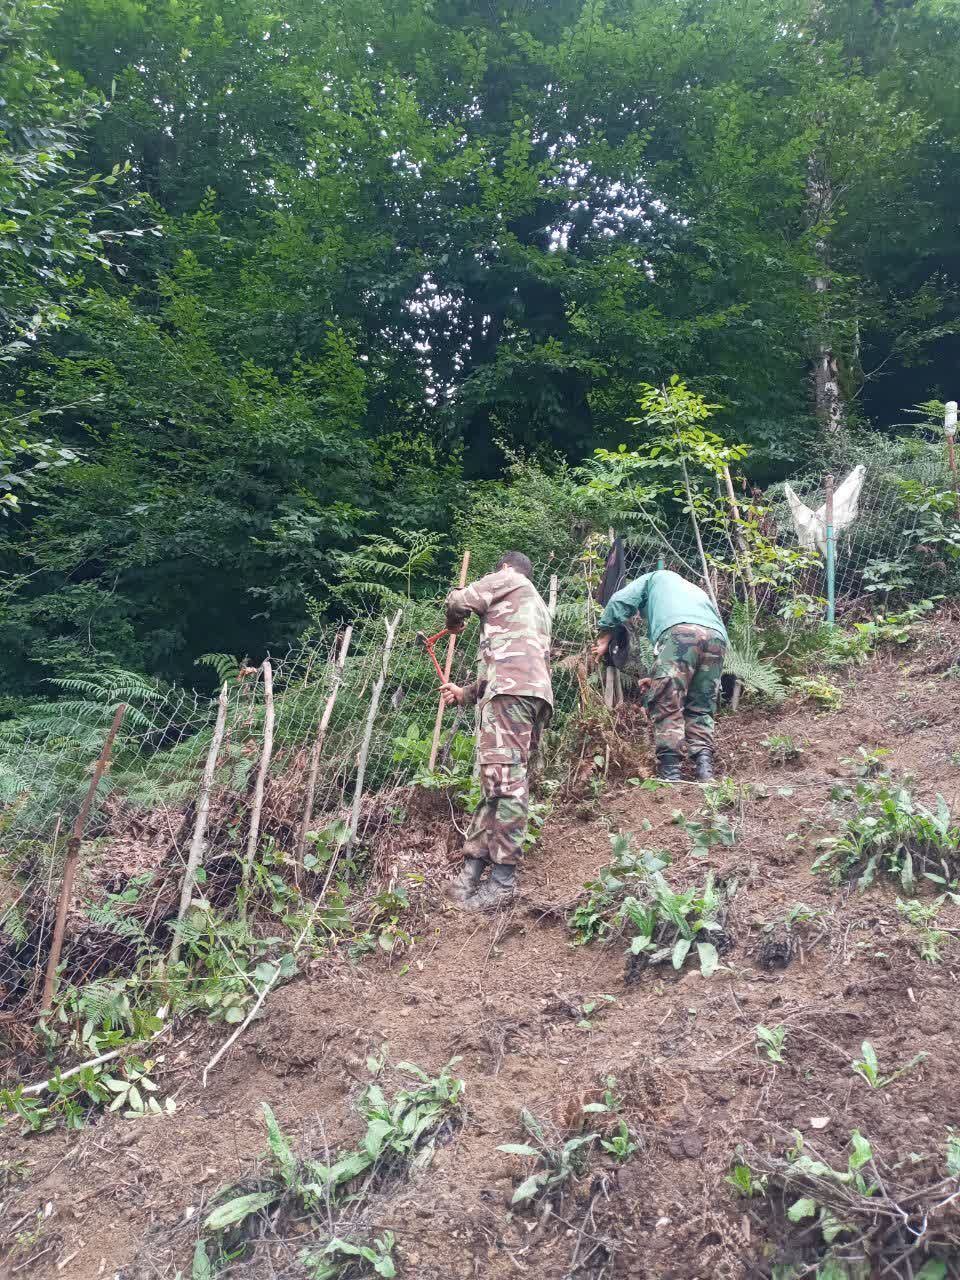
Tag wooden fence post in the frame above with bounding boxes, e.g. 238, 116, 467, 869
41, 704, 126, 1010
604, 529, 623, 709
343, 610, 402, 857
242, 659, 275, 893
722, 464, 757, 610
945, 401, 960, 522
296, 626, 353, 864
428, 551, 470, 772
170, 682, 229, 966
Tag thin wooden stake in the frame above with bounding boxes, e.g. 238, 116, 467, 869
722, 464, 757, 611
428, 551, 470, 772
41, 704, 126, 1010
170, 682, 229, 966
343, 610, 402, 858
679, 454, 720, 611
297, 625, 353, 864
604, 529, 623, 709
242, 659, 275, 892
548, 573, 558, 620
945, 401, 960, 522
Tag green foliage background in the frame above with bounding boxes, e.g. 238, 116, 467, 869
2, 0, 960, 698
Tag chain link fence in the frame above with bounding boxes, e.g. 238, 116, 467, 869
1, 429, 958, 1026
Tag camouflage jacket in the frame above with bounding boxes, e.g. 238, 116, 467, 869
445, 567, 554, 709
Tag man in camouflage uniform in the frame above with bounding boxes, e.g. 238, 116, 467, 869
593, 569, 727, 782
440, 551, 553, 912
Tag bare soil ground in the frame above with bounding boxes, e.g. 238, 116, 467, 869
4, 619, 960, 1280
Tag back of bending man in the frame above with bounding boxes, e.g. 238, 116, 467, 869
440, 551, 553, 912
593, 569, 727, 782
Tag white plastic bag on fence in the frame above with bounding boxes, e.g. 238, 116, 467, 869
783, 464, 866, 554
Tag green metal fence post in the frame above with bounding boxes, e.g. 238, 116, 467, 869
824, 472, 836, 626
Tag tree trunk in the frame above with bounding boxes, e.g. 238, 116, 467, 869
808, 155, 845, 437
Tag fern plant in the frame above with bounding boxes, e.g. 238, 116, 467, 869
331, 527, 441, 607
724, 603, 786, 703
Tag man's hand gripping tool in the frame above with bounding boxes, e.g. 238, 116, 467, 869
416, 628, 450, 683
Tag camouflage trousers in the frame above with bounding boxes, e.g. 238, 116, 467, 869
646, 624, 726, 757
462, 695, 551, 867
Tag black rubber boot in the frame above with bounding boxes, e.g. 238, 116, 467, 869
693, 749, 715, 782
444, 857, 487, 905
464, 863, 516, 913
656, 750, 683, 782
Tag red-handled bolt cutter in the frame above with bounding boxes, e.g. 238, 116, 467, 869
416, 628, 451, 683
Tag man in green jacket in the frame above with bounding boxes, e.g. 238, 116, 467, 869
593, 569, 727, 782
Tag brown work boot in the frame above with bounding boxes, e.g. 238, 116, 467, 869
462, 876, 516, 914
444, 858, 486, 906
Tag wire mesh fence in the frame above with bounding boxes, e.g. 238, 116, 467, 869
2, 428, 959, 1026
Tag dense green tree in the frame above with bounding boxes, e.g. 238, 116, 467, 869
1, 0, 958, 698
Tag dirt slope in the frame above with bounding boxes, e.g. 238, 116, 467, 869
4, 618, 960, 1280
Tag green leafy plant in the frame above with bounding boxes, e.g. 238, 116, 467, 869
725, 1161, 766, 1198
569, 835, 727, 977
199, 1059, 463, 1269
101, 1057, 175, 1118
756, 1024, 788, 1064
331, 527, 442, 607
724, 602, 787, 703
739, 1125, 960, 1279
676, 807, 737, 857
568, 833, 672, 945
842, 746, 892, 779
622, 869, 726, 976
862, 557, 916, 598
790, 676, 843, 709
600, 1119, 638, 1163
497, 1108, 598, 1210
762, 733, 805, 764
576, 994, 617, 1031
851, 1041, 926, 1090
896, 896, 953, 964
702, 777, 742, 810
301, 1234, 397, 1279
814, 779, 959, 891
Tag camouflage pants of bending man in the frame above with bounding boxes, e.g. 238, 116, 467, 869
645, 624, 726, 757
462, 694, 552, 867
